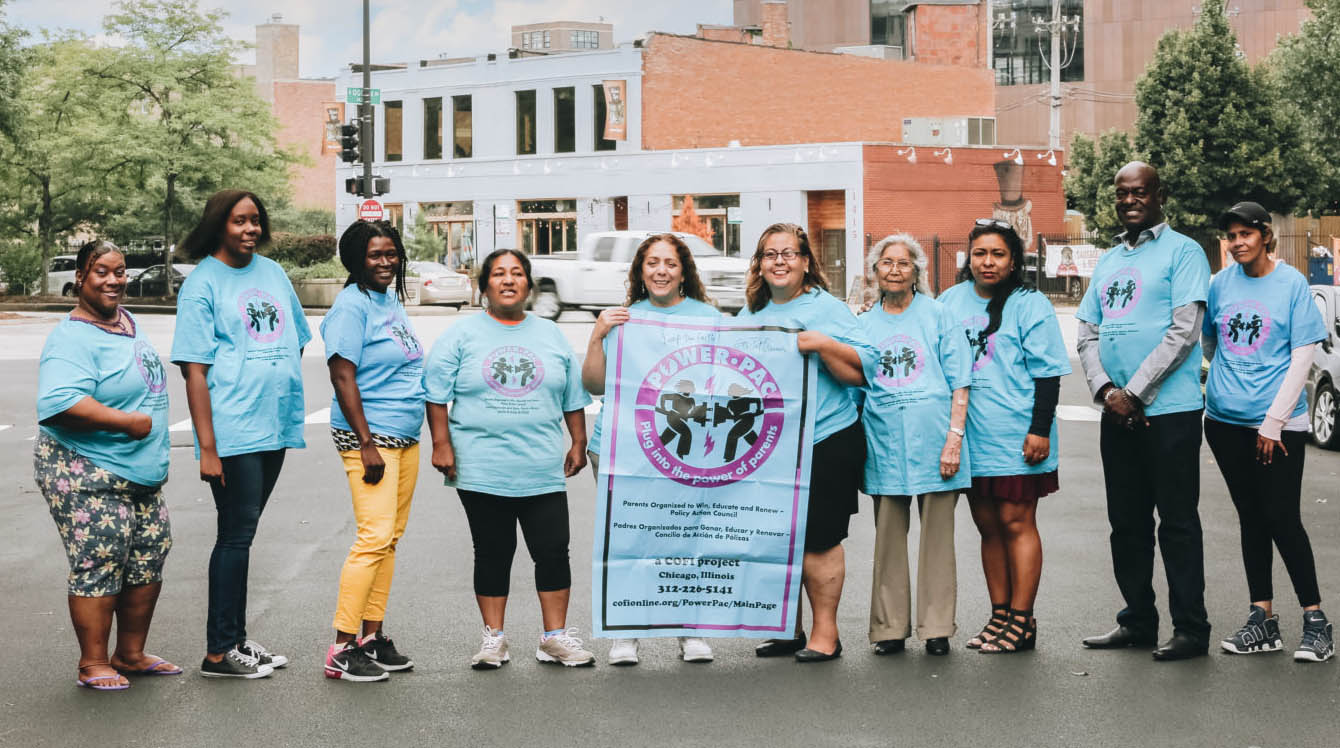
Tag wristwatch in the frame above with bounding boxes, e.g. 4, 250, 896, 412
948, 426, 966, 438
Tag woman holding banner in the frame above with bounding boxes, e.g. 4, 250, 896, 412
738, 223, 876, 662
939, 219, 1070, 654
424, 248, 595, 669
858, 234, 972, 657
582, 233, 720, 666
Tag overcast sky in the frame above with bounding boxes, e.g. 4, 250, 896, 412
6, 0, 734, 79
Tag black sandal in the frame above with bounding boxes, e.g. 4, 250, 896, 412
980, 610, 1036, 654
966, 604, 1010, 649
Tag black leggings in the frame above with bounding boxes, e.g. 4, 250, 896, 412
1204, 418, 1320, 607
458, 489, 571, 597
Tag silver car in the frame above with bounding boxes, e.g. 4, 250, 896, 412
410, 261, 471, 309
1307, 284, 1340, 449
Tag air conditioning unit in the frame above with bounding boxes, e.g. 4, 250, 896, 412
834, 44, 905, 60
901, 117, 997, 147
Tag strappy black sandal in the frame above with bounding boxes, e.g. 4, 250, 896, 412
980, 609, 1036, 654
966, 604, 1010, 649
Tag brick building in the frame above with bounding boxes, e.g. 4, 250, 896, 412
336, 21, 1064, 298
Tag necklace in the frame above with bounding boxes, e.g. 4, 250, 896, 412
71, 307, 134, 337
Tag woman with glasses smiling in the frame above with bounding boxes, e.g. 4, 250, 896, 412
737, 223, 877, 663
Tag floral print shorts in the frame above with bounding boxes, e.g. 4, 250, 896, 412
34, 434, 172, 597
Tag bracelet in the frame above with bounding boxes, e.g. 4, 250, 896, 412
948, 426, 965, 438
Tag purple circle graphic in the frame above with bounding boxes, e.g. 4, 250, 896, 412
133, 341, 167, 394
1218, 300, 1272, 357
385, 314, 423, 361
237, 289, 287, 343
482, 345, 545, 396
632, 344, 786, 488
961, 314, 996, 372
875, 334, 926, 387
1099, 267, 1143, 319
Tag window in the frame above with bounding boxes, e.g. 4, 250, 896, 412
992, 0, 1084, 85
967, 117, 996, 146
521, 30, 551, 49
593, 84, 616, 151
423, 97, 442, 160
384, 100, 403, 162
517, 200, 577, 255
571, 30, 599, 49
870, 0, 907, 49
452, 95, 472, 158
554, 87, 575, 153
516, 90, 536, 155
672, 194, 742, 257
420, 201, 475, 269
383, 203, 404, 232
591, 236, 617, 261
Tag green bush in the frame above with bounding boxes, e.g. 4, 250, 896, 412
263, 233, 336, 268
269, 207, 336, 236
0, 242, 42, 295
285, 258, 348, 282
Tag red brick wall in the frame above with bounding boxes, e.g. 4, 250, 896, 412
912, 4, 988, 68
272, 79, 336, 211
863, 144, 1066, 292
697, 25, 753, 44
641, 34, 995, 150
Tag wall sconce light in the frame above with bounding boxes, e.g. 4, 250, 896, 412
1036, 149, 1057, 166
933, 147, 953, 165
1002, 148, 1024, 166
896, 147, 917, 164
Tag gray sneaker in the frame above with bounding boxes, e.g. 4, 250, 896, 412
470, 626, 510, 670
200, 647, 275, 679
536, 628, 596, 667
1220, 605, 1282, 654
239, 639, 288, 669
1294, 611, 1334, 662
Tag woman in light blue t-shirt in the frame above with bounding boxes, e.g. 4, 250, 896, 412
581, 233, 721, 666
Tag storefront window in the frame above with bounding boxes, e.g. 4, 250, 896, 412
517, 199, 577, 255
673, 194, 741, 256
421, 201, 475, 270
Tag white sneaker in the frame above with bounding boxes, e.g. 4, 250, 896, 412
608, 638, 639, 666
470, 626, 510, 670
679, 637, 714, 663
535, 628, 596, 667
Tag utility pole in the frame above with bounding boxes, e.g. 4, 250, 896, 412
1032, 0, 1080, 151
361, 0, 373, 198
1048, 0, 1061, 150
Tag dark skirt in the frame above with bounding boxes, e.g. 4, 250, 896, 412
804, 421, 867, 552
971, 470, 1059, 505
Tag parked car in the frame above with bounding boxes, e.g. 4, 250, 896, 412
409, 261, 471, 309
526, 231, 749, 320
1307, 284, 1340, 449
125, 263, 195, 297
34, 254, 79, 296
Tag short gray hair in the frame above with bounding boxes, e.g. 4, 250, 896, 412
865, 233, 932, 300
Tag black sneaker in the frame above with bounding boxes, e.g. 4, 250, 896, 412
201, 647, 275, 679
360, 631, 414, 672
239, 639, 288, 669
324, 643, 389, 682
1220, 605, 1282, 655
1294, 611, 1335, 662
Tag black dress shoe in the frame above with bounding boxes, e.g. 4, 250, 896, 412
795, 640, 842, 662
1082, 625, 1158, 649
755, 635, 806, 658
925, 637, 950, 656
873, 639, 906, 656
1152, 633, 1209, 661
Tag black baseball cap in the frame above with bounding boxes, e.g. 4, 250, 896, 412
1219, 201, 1271, 230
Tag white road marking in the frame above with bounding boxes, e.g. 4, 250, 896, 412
304, 408, 331, 424
169, 418, 194, 432
0, 424, 11, 432
1056, 405, 1102, 422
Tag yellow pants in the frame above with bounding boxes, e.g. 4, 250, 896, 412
332, 443, 418, 634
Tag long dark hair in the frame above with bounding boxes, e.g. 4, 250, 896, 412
625, 233, 710, 306
956, 222, 1034, 338
477, 248, 533, 302
179, 190, 271, 261
746, 223, 828, 313
338, 220, 408, 301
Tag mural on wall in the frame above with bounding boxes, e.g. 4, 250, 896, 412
991, 159, 1033, 253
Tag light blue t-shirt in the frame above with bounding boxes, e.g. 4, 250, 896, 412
1076, 227, 1210, 416
939, 282, 1071, 477
37, 311, 170, 487
858, 293, 973, 496
1204, 262, 1325, 427
170, 254, 312, 457
736, 288, 877, 442
588, 297, 720, 457
423, 312, 592, 497
321, 284, 426, 440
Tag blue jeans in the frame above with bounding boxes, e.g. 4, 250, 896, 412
206, 449, 286, 655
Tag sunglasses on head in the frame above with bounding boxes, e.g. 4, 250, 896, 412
974, 218, 1014, 231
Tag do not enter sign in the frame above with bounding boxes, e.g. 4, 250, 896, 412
358, 199, 384, 222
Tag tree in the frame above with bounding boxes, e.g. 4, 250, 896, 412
405, 210, 445, 263
0, 0, 26, 141
1270, 0, 1340, 215
1064, 130, 1136, 239
1134, 0, 1304, 249
672, 195, 715, 244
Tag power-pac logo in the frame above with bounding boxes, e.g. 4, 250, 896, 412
1100, 267, 1143, 319
482, 345, 544, 396
237, 289, 286, 343
133, 341, 167, 394
633, 344, 785, 487
961, 315, 995, 372
1218, 300, 1272, 356
875, 334, 926, 388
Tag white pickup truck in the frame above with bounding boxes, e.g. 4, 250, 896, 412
527, 231, 749, 320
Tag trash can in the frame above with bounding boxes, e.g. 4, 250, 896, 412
1308, 256, 1335, 285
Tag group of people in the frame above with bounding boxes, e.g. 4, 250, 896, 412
34, 162, 1333, 690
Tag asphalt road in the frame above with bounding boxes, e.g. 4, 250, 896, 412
1, 308, 1338, 748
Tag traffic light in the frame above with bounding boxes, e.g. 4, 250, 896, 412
339, 122, 360, 163
344, 177, 364, 195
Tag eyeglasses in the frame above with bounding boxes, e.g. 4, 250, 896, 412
975, 218, 1015, 231
876, 259, 915, 271
760, 249, 802, 262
